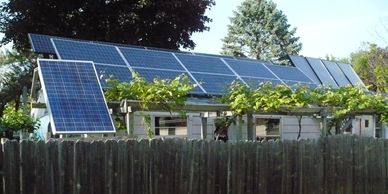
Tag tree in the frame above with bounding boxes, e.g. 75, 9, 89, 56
221, 0, 302, 64
350, 43, 388, 93
0, 0, 215, 51
0, 50, 35, 117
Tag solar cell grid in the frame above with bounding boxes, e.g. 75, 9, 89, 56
38, 59, 115, 134
337, 63, 365, 87
305, 58, 339, 88
119, 47, 184, 70
94, 64, 132, 88
52, 38, 127, 66
224, 59, 277, 79
263, 63, 314, 83
321, 60, 352, 87
191, 73, 237, 94
175, 54, 234, 75
289, 55, 321, 85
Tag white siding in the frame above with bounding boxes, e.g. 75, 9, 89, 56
281, 116, 321, 140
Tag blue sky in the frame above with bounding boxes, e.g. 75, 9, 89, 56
188, 0, 388, 58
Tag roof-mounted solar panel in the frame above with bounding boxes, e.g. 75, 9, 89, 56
305, 57, 339, 88
289, 55, 321, 85
94, 64, 132, 88
337, 63, 366, 88
37, 59, 115, 134
175, 54, 234, 75
190, 73, 238, 95
321, 60, 352, 87
223, 58, 278, 79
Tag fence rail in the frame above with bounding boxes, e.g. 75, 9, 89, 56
0, 136, 387, 194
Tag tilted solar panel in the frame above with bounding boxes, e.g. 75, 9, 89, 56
337, 63, 365, 88
119, 47, 185, 71
175, 54, 234, 75
190, 73, 238, 94
133, 68, 204, 94
52, 38, 127, 66
263, 63, 314, 83
37, 59, 115, 134
305, 58, 339, 88
223, 58, 278, 79
94, 64, 132, 88
321, 60, 352, 87
289, 55, 321, 85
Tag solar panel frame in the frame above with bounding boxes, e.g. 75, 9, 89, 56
190, 73, 238, 95
38, 59, 116, 134
337, 63, 366, 88
94, 64, 132, 88
289, 55, 321, 85
175, 53, 234, 75
321, 60, 352, 87
305, 57, 339, 88
263, 63, 315, 84
223, 58, 279, 79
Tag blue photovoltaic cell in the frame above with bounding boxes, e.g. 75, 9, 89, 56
263, 63, 314, 83
52, 38, 127, 66
191, 73, 237, 94
119, 47, 184, 70
241, 77, 283, 89
94, 64, 132, 88
38, 59, 115, 133
224, 59, 277, 79
337, 63, 365, 87
305, 58, 339, 88
289, 55, 321, 85
321, 60, 352, 87
29, 33, 57, 54
133, 68, 204, 94
175, 54, 234, 75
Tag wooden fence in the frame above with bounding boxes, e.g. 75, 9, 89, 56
0, 136, 388, 194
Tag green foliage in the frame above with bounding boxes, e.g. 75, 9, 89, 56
221, 0, 302, 64
350, 43, 388, 93
0, 50, 36, 117
0, 0, 215, 50
0, 104, 39, 139
105, 72, 197, 138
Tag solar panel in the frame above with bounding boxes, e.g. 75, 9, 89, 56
283, 80, 317, 90
321, 60, 352, 87
337, 63, 365, 87
190, 73, 237, 94
37, 59, 115, 134
175, 54, 234, 75
241, 77, 283, 89
94, 64, 132, 88
289, 55, 321, 85
223, 58, 278, 79
305, 58, 339, 88
119, 47, 185, 71
263, 63, 314, 83
133, 68, 204, 94
52, 38, 127, 66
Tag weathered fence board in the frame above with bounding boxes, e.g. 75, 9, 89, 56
0, 136, 388, 194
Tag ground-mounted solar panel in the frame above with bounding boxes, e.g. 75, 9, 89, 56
305, 58, 339, 88
119, 47, 184, 71
133, 68, 204, 94
223, 58, 278, 79
94, 64, 132, 88
52, 38, 127, 66
321, 60, 352, 87
337, 63, 365, 87
289, 55, 321, 85
37, 59, 115, 134
190, 73, 237, 94
241, 77, 283, 89
175, 54, 234, 75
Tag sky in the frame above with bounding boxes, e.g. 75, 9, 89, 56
187, 0, 388, 58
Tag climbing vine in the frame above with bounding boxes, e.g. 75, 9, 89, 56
105, 72, 197, 138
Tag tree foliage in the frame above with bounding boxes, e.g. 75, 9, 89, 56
0, 0, 215, 50
221, 0, 302, 64
350, 43, 388, 93
0, 50, 36, 117
105, 72, 197, 137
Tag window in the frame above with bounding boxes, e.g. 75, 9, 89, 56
364, 120, 369, 128
256, 118, 280, 141
154, 116, 187, 136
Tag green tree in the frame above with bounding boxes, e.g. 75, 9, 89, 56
0, 0, 215, 50
221, 0, 302, 64
0, 50, 35, 117
350, 43, 388, 92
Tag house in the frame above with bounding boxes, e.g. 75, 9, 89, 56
28, 33, 381, 140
